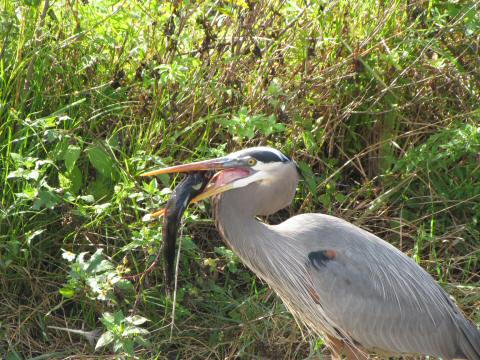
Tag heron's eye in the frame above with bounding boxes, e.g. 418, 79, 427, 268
248, 158, 257, 166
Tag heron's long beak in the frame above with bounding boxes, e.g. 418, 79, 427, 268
141, 157, 231, 177
142, 157, 251, 217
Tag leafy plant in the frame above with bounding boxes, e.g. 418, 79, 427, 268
218, 107, 286, 142
96, 311, 150, 356
60, 249, 133, 302
214, 246, 240, 274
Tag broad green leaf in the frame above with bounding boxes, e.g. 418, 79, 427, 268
10, 152, 23, 165
35, 159, 54, 169
134, 336, 151, 348
22, 0, 42, 7
113, 310, 126, 323
64, 145, 81, 172
100, 312, 115, 326
127, 315, 149, 326
7, 169, 24, 179
68, 166, 83, 194
113, 340, 123, 353
95, 331, 115, 350
88, 176, 111, 200
16, 185, 37, 200
86, 249, 114, 273
122, 340, 134, 355
334, 192, 346, 203
87, 145, 116, 180
319, 193, 331, 208
50, 139, 69, 160
59, 287, 75, 298
115, 279, 135, 293
44, 129, 62, 143
93, 203, 111, 215
32, 190, 61, 210
122, 327, 149, 336
7, 240, 20, 257
58, 173, 72, 190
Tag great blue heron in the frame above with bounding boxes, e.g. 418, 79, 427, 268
143, 147, 480, 360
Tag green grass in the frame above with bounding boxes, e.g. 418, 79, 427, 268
1, 0, 479, 358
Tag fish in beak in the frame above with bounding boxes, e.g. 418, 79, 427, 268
124, 171, 211, 287
160, 171, 210, 291
141, 156, 258, 294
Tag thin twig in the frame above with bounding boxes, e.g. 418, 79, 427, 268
170, 219, 184, 340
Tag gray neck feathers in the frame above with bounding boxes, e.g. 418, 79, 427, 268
214, 191, 274, 281
213, 187, 305, 286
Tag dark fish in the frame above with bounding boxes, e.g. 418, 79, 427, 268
162, 171, 211, 292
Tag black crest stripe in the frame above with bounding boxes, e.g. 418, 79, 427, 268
242, 149, 289, 163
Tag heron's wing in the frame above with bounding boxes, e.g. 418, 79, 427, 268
281, 214, 463, 357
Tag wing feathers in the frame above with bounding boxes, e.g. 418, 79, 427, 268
287, 214, 471, 358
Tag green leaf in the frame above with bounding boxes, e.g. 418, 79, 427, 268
59, 286, 75, 298
95, 331, 115, 350
112, 340, 123, 353
100, 312, 115, 326
227, 261, 238, 273
297, 161, 318, 200
78, 194, 95, 203
25, 229, 45, 246
87, 145, 117, 180
334, 192, 346, 203
93, 203, 111, 215
319, 193, 331, 208
127, 315, 149, 326
134, 336, 151, 348
123, 327, 149, 336
113, 310, 126, 324
10, 152, 23, 165
122, 340, 134, 355
32, 116, 56, 128
7, 169, 24, 179
32, 190, 61, 210
64, 145, 81, 172
58, 173, 72, 190
7, 240, 20, 257
16, 185, 37, 200
88, 175, 112, 200
86, 249, 113, 273
68, 166, 83, 194
50, 139, 69, 160
7, 168, 40, 181
22, 0, 42, 7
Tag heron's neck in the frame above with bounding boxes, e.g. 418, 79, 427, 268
213, 193, 279, 280
213, 191, 319, 329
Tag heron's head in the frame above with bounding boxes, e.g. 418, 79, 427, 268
142, 147, 300, 215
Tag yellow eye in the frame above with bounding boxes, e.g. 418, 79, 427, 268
248, 158, 257, 166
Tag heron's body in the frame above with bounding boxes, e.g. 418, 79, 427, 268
146, 146, 480, 359
214, 182, 479, 359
